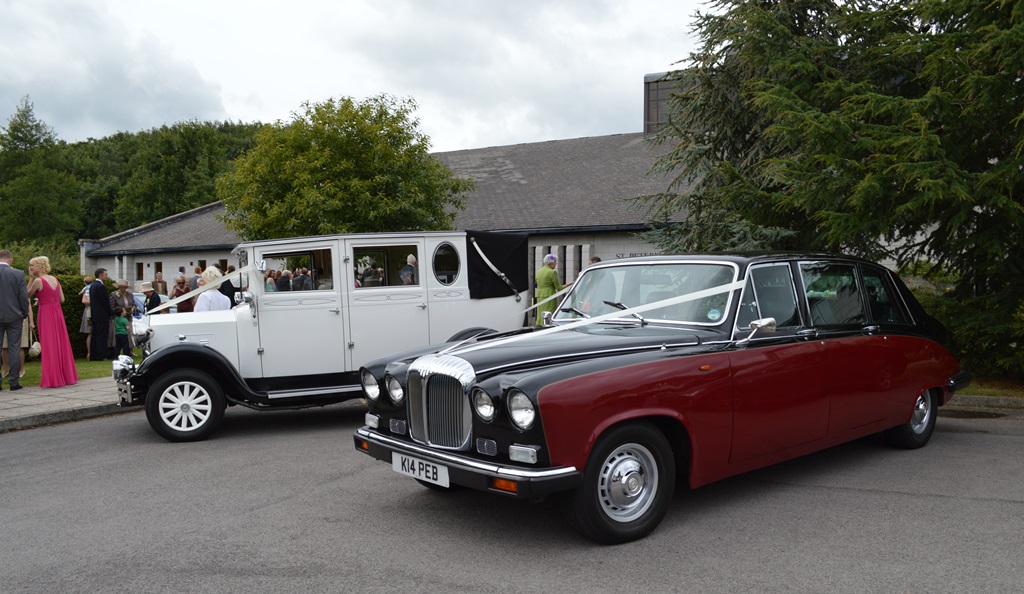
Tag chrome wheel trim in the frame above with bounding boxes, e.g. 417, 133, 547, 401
910, 392, 932, 435
597, 443, 659, 523
158, 381, 213, 432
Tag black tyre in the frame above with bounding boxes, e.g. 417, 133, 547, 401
883, 389, 937, 449
145, 369, 226, 442
563, 422, 675, 545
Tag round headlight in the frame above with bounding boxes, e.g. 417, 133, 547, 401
360, 369, 380, 401
386, 375, 405, 404
472, 388, 495, 422
507, 389, 535, 430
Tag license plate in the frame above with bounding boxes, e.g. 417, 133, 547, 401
392, 453, 450, 488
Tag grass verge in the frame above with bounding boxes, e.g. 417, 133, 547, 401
4, 351, 141, 387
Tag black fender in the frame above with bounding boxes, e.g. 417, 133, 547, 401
130, 343, 260, 404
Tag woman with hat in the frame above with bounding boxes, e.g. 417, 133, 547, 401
138, 281, 163, 315
109, 279, 136, 352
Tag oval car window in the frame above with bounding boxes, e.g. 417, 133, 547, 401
432, 243, 460, 286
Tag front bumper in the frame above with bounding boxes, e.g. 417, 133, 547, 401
112, 357, 144, 406
353, 427, 581, 498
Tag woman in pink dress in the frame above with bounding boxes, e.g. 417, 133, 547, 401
27, 256, 78, 388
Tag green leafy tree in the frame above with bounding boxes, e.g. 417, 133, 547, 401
0, 96, 84, 244
217, 95, 473, 239
639, 0, 1024, 377
115, 121, 262, 229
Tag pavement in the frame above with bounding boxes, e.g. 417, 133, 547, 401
0, 375, 1021, 435
0, 376, 134, 434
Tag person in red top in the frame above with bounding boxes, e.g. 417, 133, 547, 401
170, 274, 193, 313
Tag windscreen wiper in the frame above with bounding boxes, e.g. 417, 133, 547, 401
603, 300, 647, 326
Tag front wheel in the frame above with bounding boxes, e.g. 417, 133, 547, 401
563, 422, 675, 544
145, 369, 226, 442
883, 389, 937, 449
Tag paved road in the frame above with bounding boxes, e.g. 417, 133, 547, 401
2, 405, 1022, 593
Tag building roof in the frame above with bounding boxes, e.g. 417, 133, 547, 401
84, 202, 241, 256
438, 132, 675, 233
83, 132, 680, 256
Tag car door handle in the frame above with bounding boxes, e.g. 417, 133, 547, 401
418, 303, 427, 310
329, 308, 341, 314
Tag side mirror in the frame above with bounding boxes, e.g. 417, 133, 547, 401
541, 311, 553, 326
239, 290, 254, 305
737, 317, 777, 347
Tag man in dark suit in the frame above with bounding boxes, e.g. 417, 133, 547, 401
89, 268, 114, 360
293, 268, 312, 291
0, 249, 29, 390
217, 264, 237, 304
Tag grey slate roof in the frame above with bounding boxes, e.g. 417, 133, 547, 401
438, 132, 675, 233
84, 132, 680, 255
86, 202, 241, 256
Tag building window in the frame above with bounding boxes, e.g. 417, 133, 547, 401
136, 263, 144, 280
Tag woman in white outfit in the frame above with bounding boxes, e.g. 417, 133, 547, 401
193, 267, 232, 312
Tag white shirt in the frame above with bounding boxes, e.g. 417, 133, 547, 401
194, 290, 231, 312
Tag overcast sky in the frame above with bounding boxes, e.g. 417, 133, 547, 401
1, 0, 705, 152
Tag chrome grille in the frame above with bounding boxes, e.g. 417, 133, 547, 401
407, 354, 475, 450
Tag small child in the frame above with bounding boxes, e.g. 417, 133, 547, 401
113, 306, 131, 358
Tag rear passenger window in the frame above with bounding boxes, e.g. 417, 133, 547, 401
862, 267, 908, 324
800, 262, 866, 325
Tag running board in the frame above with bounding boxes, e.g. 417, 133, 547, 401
266, 385, 363, 399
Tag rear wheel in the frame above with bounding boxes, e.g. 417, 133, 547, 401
563, 422, 675, 544
883, 389, 937, 449
145, 369, 225, 442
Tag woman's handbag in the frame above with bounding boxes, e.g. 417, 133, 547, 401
28, 330, 41, 358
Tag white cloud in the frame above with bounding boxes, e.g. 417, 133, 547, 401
0, 0, 703, 150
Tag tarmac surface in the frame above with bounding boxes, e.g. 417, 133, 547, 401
0, 373, 1021, 435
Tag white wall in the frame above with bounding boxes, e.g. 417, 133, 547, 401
81, 248, 234, 290
526, 231, 662, 297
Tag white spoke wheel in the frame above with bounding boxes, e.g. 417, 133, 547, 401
145, 369, 225, 442
564, 422, 675, 545
884, 389, 937, 449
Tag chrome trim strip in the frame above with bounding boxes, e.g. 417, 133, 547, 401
267, 385, 362, 399
474, 341, 701, 376
356, 427, 578, 480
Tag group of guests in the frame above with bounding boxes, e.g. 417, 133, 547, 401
263, 268, 314, 292
83, 265, 236, 361
354, 255, 417, 288
0, 250, 78, 390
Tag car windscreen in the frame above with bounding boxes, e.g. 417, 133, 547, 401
555, 262, 737, 326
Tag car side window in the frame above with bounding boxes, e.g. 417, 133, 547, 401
354, 245, 419, 288
736, 264, 799, 330
262, 248, 334, 291
432, 243, 459, 286
800, 262, 866, 325
862, 267, 908, 324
